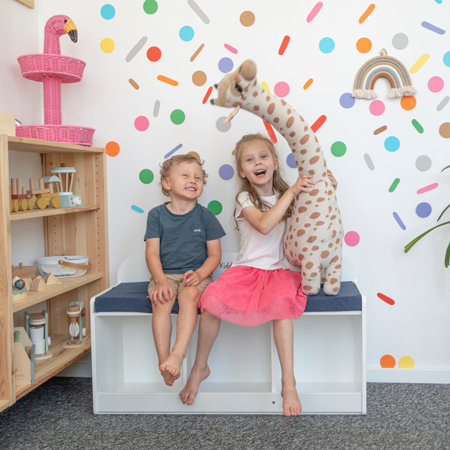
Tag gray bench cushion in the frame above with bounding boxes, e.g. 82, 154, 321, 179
94, 281, 362, 314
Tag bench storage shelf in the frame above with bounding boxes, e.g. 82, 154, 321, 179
91, 281, 366, 415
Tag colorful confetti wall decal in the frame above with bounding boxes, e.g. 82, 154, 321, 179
306, 2, 323, 23
377, 292, 395, 305
380, 355, 396, 368
359, 4, 375, 24
187, 0, 210, 24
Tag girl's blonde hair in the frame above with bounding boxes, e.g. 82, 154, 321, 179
233, 133, 292, 222
160, 154, 207, 196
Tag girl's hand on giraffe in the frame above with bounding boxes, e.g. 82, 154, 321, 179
290, 174, 315, 196
327, 170, 338, 190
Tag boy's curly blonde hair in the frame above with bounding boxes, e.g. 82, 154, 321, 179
160, 153, 208, 196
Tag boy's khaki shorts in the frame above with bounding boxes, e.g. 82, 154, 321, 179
147, 273, 212, 300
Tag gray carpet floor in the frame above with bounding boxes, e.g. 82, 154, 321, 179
1, 378, 449, 449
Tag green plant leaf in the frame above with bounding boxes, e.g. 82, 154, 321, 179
437, 204, 450, 222
445, 241, 450, 268
404, 221, 450, 253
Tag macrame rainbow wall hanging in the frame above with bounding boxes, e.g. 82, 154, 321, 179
352, 49, 416, 99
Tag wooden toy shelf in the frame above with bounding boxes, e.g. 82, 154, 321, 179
0, 134, 108, 412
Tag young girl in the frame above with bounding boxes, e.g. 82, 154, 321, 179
180, 133, 322, 416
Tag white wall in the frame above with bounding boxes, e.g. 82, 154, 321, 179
5, 0, 450, 382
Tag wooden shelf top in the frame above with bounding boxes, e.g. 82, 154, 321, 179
10, 205, 100, 221
15, 334, 90, 400
6, 135, 104, 154
12, 272, 104, 313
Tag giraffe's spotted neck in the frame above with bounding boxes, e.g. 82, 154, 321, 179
240, 80, 326, 175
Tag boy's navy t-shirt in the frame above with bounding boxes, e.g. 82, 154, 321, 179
144, 202, 226, 273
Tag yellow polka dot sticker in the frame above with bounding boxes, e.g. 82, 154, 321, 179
398, 355, 414, 369
100, 38, 115, 53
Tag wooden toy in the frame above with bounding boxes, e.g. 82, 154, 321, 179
12, 276, 27, 302
13, 328, 33, 387
29, 177, 61, 209
25, 311, 51, 359
64, 302, 85, 346
30, 275, 46, 291
10, 178, 34, 212
11, 262, 36, 280
51, 166, 83, 207
45, 273, 62, 285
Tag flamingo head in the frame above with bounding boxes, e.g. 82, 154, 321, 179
63, 17, 78, 43
45, 15, 78, 43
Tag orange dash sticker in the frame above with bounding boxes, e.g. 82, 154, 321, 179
157, 75, 179, 86
202, 86, 213, 104
263, 120, 277, 143
311, 115, 326, 132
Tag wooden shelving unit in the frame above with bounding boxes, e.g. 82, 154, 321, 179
0, 134, 108, 412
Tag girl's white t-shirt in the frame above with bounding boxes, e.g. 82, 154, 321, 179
233, 191, 293, 271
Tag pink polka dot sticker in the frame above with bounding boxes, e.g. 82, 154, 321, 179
344, 231, 360, 247
369, 100, 385, 116
134, 115, 149, 131
428, 76, 444, 93
274, 81, 290, 97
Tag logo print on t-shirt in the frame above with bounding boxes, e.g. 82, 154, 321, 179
194, 229, 202, 232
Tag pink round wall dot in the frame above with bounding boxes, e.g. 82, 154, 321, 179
369, 100, 385, 116
274, 81, 290, 97
134, 115, 149, 131
344, 231, 360, 246
428, 76, 444, 93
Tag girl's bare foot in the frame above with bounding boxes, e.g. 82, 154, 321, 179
159, 352, 184, 385
281, 387, 302, 416
179, 365, 210, 405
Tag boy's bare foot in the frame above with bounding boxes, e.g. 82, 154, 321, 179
159, 352, 184, 385
179, 365, 210, 405
281, 387, 302, 416
160, 369, 176, 386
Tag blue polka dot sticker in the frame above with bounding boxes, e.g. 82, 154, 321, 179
416, 202, 432, 218
339, 93, 355, 109
384, 136, 400, 152
218, 57, 234, 73
101, 4, 115, 20
286, 153, 297, 169
443, 51, 450, 67
179, 26, 194, 41
319, 37, 335, 54
219, 164, 234, 180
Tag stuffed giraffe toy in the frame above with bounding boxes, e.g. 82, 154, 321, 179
212, 59, 343, 295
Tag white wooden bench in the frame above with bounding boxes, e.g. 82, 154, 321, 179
90, 254, 366, 415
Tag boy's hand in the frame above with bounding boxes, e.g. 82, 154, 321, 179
183, 270, 201, 287
290, 174, 315, 196
327, 170, 338, 190
150, 280, 173, 304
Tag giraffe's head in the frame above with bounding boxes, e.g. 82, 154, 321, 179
211, 59, 257, 110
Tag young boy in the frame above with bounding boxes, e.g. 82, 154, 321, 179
144, 154, 225, 386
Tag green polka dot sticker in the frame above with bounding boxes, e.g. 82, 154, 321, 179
139, 169, 154, 184
143, 0, 158, 14
170, 109, 185, 125
331, 141, 347, 157
208, 200, 222, 215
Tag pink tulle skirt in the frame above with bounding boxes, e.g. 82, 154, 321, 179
199, 265, 307, 327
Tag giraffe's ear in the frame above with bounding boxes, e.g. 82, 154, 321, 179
239, 60, 257, 81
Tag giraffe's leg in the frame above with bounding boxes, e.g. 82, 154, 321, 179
301, 259, 321, 296
323, 255, 342, 296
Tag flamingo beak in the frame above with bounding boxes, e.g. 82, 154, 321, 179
64, 19, 78, 43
